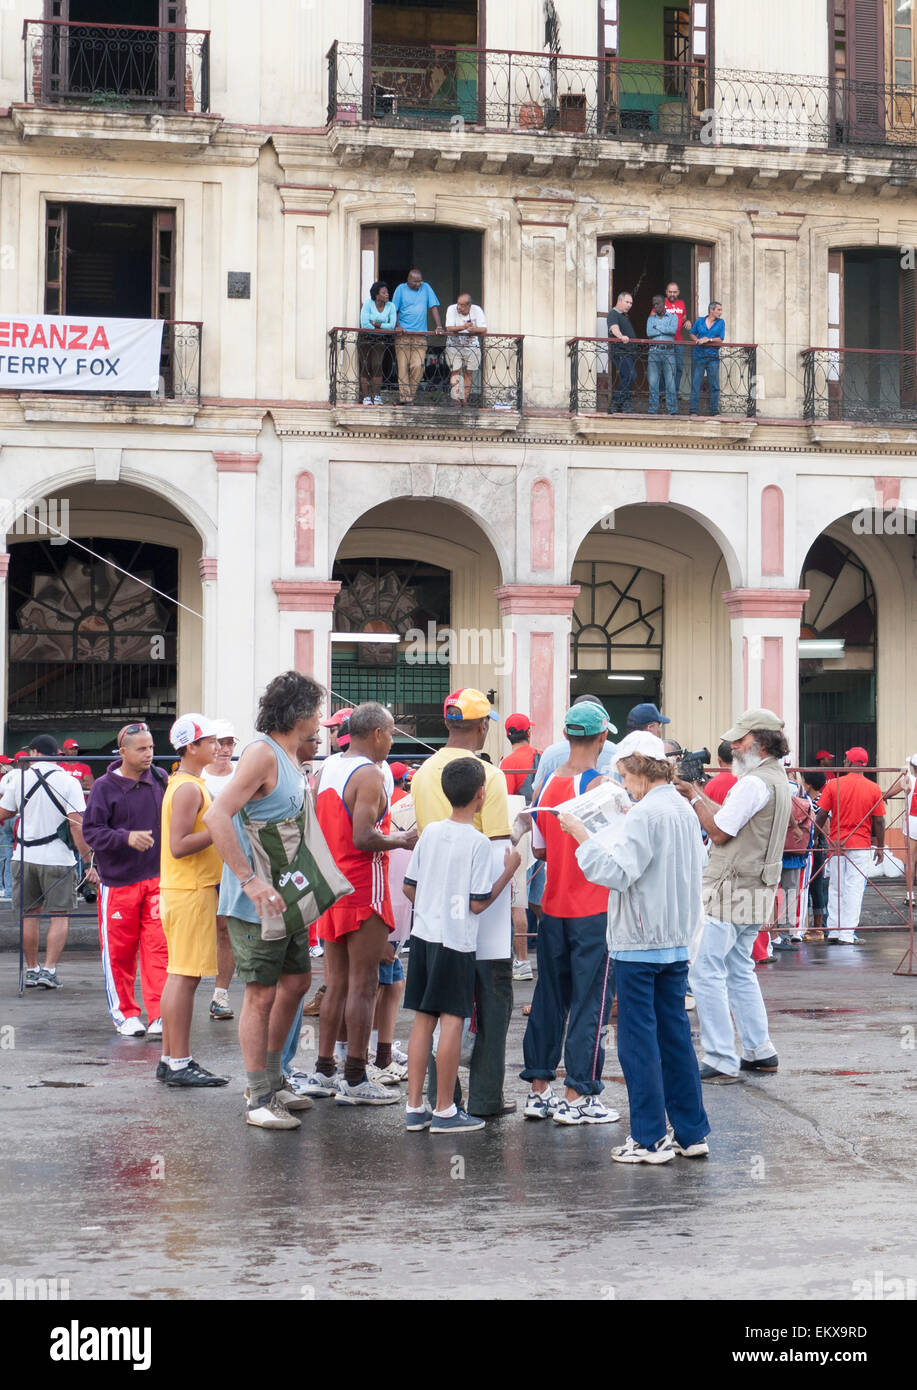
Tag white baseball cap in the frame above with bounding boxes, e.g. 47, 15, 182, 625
212, 719, 236, 740
616, 730, 668, 761
169, 713, 219, 750
909, 752, 917, 767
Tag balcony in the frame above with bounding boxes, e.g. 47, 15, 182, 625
22, 17, 210, 113
802, 348, 917, 426
568, 338, 757, 424
328, 328, 523, 429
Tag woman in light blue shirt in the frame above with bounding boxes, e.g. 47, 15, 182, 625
561, 734, 710, 1164
359, 281, 396, 404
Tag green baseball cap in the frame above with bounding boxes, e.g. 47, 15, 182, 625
564, 703, 609, 737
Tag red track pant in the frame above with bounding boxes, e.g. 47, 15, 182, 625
98, 877, 168, 1025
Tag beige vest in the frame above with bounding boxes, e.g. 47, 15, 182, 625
702, 758, 791, 926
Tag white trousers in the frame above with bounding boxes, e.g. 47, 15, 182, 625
826, 850, 871, 942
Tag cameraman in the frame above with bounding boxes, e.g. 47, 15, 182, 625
675, 708, 791, 1083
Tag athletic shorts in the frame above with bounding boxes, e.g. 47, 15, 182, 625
226, 915, 312, 986
160, 884, 218, 978
12, 860, 75, 916
404, 936, 475, 1019
317, 897, 394, 942
909, 815, 917, 842
378, 954, 406, 986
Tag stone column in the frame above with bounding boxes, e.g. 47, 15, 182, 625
494, 584, 580, 752
723, 588, 809, 754
272, 580, 342, 742
214, 452, 261, 733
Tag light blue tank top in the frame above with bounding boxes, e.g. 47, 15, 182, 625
217, 734, 306, 924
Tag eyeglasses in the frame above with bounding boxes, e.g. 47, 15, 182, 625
117, 722, 150, 746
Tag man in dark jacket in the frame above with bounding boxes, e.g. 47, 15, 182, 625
81, 723, 168, 1038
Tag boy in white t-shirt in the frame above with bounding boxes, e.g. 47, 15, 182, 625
402, 757, 519, 1134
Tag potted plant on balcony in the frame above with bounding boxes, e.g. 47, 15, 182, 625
519, 100, 544, 129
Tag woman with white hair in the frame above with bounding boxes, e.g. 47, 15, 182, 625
560, 732, 710, 1164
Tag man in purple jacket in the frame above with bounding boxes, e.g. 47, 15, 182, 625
81, 722, 169, 1038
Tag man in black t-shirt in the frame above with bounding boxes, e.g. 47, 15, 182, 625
608, 291, 637, 413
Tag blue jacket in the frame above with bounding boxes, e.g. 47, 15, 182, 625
646, 311, 678, 342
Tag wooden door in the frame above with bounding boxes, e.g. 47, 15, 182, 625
827, 249, 844, 418
689, 0, 712, 126
45, 203, 67, 314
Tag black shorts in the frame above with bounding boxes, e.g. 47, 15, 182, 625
404, 937, 475, 1019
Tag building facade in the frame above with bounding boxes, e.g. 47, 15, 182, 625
0, 0, 914, 767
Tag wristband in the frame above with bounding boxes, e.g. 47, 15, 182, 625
690, 795, 702, 806
239, 872, 256, 888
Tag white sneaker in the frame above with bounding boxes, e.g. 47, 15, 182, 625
274, 1085, 314, 1112
367, 1061, 405, 1086
245, 1090, 301, 1130
294, 1069, 339, 1098
523, 1086, 558, 1120
391, 1042, 409, 1065
362, 396, 373, 405
671, 1137, 709, 1158
611, 1134, 676, 1164
309, 944, 324, 958
553, 1095, 620, 1126
373, 394, 383, 406
513, 958, 534, 981
335, 1077, 400, 1106
147, 1017, 163, 1037
116, 1017, 146, 1037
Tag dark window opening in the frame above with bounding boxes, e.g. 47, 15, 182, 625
799, 534, 876, 765
375, 225, 482, 315
609, 236, 698, 340
42, 0, 187, 106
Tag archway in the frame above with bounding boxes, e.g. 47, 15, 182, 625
4, 480, 203, 752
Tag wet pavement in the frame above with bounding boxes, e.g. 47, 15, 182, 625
1, 891, 916, 1301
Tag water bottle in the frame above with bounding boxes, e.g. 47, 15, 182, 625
260, 896, 287, 942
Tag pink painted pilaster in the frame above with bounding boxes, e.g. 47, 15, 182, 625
723, 588, 808, 620
530, 478, 555, 573
645, 470, 671, 504
761, 636, 783, 715
760, 485, 784, 577
875, 476, 901, 510
0, 554, 9, 579
530, 634, 554, 754
295, 471, 315, 567
295, 629, 315, 679
199, 556, 217, 582
494, 584, 580, 616
273, 580, 341, 613
214, 452, 262, 473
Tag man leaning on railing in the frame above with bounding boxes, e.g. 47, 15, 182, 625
688, 301, 726, 417
392, 268, 442, 406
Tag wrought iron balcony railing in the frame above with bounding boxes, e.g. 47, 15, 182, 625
328, 328, 523, 412
568, 338, 757, 418
23, 18, 210, 112
802, 347, 917, 424
328, 42, 917, 152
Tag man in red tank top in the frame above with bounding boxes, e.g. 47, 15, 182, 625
306, 703, 417, 1104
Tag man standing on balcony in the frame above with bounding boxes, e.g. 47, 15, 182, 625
393, 268, 442, 405
608, 291, 638, 414
664, 281, 688, 398
444, 292, 486, 405
688, 301, 726, 417
646, 295, 679, 415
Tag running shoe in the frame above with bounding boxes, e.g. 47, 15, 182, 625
553, 1095, 620, 1125
116, 1016, 146, 1036
523, 1086, 559, 1120
430, 1108, 485, 1134
36, 967, 63, 990
309, 944, 324, 958
611, 1135, 676, 1165
295, 1069, 339, 1098
373, 395, 383, 406
147, 1018, 163, 1037
302, 985, 325, 1016
24, 968, 41, 988
391, 1041, 409, 1065
274, 1085, 313, 1112
512, 958, 534, 981
405, 1107, 433, 1132
366, 1062, 403, 1087
209, 997, 234, 1021
245, 1091, 301, 1129
155, 1060, 169, 1082
166, 1060, 229, 1087
671, 1137, 710, 1158
335, 1077, 400, 1106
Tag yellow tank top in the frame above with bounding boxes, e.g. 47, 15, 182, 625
160, 772, 223, 890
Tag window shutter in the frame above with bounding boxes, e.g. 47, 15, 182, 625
899, 262, 916, 407
45, 203, 67, 315
845, 0, 885, 141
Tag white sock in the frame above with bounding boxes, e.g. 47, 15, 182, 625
405, 1103, 427, 1113
168, 1056, 191, 1071
160, 1054, 170, 1064
213, 987, 229, 1004
433, 1103, 457, 1118
369, 1029, 379, 1055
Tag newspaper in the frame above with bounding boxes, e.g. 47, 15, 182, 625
552, 780, 631, 838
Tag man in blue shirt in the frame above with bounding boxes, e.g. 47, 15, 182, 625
392, 268, 442, 404
689, 301, 726, 416
646, 295, 678, 415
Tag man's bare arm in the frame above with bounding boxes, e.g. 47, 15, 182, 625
203, 742, 279, 912
348, 765, 416, 853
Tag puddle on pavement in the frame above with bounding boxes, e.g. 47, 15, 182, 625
777, 1007, 862, 1017
28, 1079, 97, 1088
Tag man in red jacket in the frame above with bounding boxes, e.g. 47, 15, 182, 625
81, 723, 168, 1037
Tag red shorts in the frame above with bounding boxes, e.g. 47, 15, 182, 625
317, 895, 394, 942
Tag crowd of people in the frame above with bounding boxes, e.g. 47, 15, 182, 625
1, 674, 911, 1163
608, 280, 725, 416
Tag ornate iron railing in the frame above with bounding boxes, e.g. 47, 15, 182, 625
802, 347, 917, 423
328, 329, 523, 411
568, 338, 757, 417
159, 320, 202, 402
23, 18, 210, 112
328, 43, 917, 151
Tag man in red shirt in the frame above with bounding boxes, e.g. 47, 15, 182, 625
60, 738, 94, 793
499, 713, 540, 795
705, 741, 738, 806
815, 750, 834, 768
815, 747, 885, 944
521, 703, 618, 1127
665, 280, 688, 399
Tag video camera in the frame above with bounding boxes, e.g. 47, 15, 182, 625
677, 747, 710, 785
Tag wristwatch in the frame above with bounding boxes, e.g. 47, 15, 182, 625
690, 795, 702, 806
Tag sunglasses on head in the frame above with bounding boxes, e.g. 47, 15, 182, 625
117, 722, 151, 746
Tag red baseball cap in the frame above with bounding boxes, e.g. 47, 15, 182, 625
389, 761, 409, 779
0, 754, 11, 765
505, 713, 532, 733
63, 738, 80, 751
320, 708, 354, 729
845, 746, 869, 765
814, 750, 834, 761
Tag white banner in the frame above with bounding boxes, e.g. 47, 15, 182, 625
0, 314, 165, 391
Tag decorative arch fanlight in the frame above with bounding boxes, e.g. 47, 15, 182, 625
331, 556, 450, 666
800, 534, 876, 662
569, 559, 663, 674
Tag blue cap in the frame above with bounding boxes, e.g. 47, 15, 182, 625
627, 702, 669, 727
